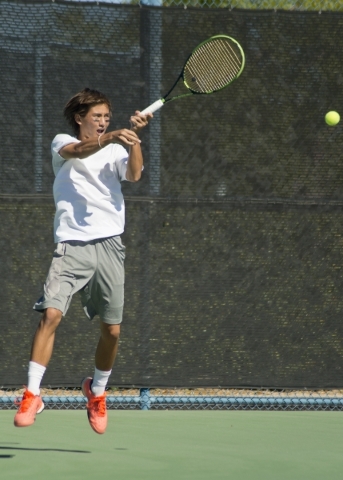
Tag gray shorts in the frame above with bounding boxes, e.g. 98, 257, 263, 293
34, 236, 125, 324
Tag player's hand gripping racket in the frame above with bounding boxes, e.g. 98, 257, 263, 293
140, 34, 245, 115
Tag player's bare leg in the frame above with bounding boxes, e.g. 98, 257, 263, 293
30, 307, 63, 366
95, 322, 120, 371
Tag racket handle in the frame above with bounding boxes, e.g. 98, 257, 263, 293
140, 99, 164, 115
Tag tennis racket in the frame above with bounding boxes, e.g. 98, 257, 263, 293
140, 34, 245, 115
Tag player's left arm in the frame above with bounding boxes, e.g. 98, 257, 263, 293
126, 111, 152, 182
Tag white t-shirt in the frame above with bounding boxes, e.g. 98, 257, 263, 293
52, 134, 129, 243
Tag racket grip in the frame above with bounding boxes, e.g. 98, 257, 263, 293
140, 99, 164, 115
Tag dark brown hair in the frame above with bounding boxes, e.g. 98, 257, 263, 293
63, 88, 112, 136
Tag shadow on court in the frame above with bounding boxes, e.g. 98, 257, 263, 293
0, 445, 90, 454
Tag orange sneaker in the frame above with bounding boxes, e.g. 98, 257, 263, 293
14, 389, 44, 427
81, 377, 107, 434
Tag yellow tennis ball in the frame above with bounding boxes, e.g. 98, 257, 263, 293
325, 111, 340, 126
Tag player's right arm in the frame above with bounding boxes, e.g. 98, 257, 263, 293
59, 129, 142, 160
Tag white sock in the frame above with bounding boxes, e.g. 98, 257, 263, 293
91, 367, 112, 396
27, 361, 46, 395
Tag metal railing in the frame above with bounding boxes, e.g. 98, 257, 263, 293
161, 0, 343, 10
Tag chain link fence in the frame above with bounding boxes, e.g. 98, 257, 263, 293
2, 387, 343, 410
1, 0, 343, 411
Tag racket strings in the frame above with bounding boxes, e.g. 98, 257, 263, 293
184, 38, 243, 93
189, 41, 241, 90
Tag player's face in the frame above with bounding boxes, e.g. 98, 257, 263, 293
76, 104, 111, 140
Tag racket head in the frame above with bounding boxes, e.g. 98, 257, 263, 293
182, 35, 245, 95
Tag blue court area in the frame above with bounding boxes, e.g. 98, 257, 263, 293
0, 410, 342, 480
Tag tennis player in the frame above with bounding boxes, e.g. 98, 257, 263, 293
14, 88, 152, 434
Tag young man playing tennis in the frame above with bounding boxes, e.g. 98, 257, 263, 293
14, 88, 152, 434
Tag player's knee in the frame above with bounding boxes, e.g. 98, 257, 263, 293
41, 307, 62, 330
101, 323, 120, 344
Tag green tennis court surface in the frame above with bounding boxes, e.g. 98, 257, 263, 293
0, 410, 342, 479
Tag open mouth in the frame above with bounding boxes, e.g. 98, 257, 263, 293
97, 129, 105, 135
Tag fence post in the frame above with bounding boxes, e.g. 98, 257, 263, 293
140, 388, 151, 410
